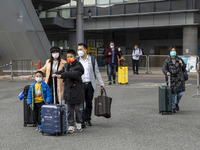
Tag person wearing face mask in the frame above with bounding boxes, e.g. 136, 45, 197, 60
162, 47, 186, 113
104, 41, 121, 85
40, 46, 66, 104
27, 71, 52, 132
77, 43, 105, 127
132, 44, 143, 75
53, 49, 85, 133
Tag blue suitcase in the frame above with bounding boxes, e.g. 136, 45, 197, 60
41, 78, 67, 135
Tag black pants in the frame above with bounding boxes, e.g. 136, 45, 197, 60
82, 82, 94, 122
34, 102, 44, 125
132, 59, 139, 73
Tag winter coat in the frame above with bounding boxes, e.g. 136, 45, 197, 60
104, 47, 121, 65
56, 60, 85, 104
162, 56, 186, 94
27, 82, 52, 107
40, 59, 66, 100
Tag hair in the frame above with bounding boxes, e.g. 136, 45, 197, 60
135, 44, 139, 47
110, 41, 114, 44
169, 46, 176, 52
67, 49, 76, 57
78, 43, 88, 49
35, 70, 44, 76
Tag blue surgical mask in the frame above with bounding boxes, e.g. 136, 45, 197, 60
118, 48, 121, 51
110, 46, 114, 49
35, 77, 42, 83
170, 51, 176, 57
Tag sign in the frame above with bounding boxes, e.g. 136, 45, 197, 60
179, 56, 197, 72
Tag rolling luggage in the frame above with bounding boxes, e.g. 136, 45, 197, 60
159, 76, 172, 115
94, 89, 112, 118
23, 85, 37, 127
41, 78, 67, 135
118, 66, 128, 84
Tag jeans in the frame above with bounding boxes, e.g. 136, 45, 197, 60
132, 59, 139, 73
82, 83, 94, 122
108, 64, 116, 81
68, 103, 83, 126
172, 92, 183, 109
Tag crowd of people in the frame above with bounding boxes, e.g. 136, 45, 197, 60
26, 42, 186, 133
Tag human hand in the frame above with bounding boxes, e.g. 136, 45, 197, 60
108, 52, 112, 55
57, 75, 61, 79
52, 74, 57, 78
167, 72, 170, 76
179, 60, 182, 64
29, 104, 32, 108
45, 103, 49, 105
136, 54, 139, 57
101, 85, 105, 90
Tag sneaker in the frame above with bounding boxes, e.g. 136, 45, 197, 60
175, 104, 179, 111
136, 72, 139, 75
113, 81, 116, 84
108, 82, 112, 85
86, 120, 92, 126
76, 123, 82, 133
67, 126, 75, 134
37, 125, 42, 133
172, 108, 176, 113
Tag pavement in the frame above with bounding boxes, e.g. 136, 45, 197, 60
0, 69, 200, 150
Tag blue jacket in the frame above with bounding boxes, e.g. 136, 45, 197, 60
27, 82, 52, 108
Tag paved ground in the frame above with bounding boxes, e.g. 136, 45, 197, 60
0, 72, 200, 150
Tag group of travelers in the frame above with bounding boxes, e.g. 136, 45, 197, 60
26, 40, 186, 134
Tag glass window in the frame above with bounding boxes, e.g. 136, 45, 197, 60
70, 1, 77, 7
110, 0, 123, 3
171, 0, 186, 11
97, 0, 109, 5
124, 0, 138, 3
84, 0, 96, 5
39, 11, 46, 18
60, 9, 70, 19
46, 11, 57, 18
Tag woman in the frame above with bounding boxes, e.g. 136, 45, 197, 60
40, 46, 66, 103
162, 47, 186, 113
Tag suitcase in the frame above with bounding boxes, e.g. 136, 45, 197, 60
118, 66, 128, 84
41, 78, 67, 135
94, 89, 112, 118
159, 76, 172, 115
23, 85, 37, 127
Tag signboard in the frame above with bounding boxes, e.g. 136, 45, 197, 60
179, 56, 197, 72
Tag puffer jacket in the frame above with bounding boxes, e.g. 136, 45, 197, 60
27, 82, 52, 107
162, 56, 186, 94
56, 60, 85, 104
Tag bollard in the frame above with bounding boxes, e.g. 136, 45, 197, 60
38, 60, 41, 69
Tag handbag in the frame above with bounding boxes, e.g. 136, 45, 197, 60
183, 69, 188, 81
94, 89, 112, 118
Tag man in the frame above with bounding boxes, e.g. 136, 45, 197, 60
132, 44, 142, 74
77, 43, 105, 127
162, 47, 186, 113
104, 41, 121, 85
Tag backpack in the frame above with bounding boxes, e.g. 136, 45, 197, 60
77, 56, 96, 78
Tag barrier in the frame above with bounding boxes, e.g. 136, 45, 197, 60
11, 60, 32, 76
192, 62, 200, 98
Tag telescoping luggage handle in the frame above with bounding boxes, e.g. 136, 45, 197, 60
168, 75, 171, 87
52, 77, 62, 105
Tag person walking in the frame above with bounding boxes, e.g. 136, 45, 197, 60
104, 41, 121, 85
162, 47, 186, 113
77, 43, 105, 127
40, 46, 66, 104
132, 44, 142, 74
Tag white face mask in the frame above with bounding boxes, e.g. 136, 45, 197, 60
35, 77, 42, 83
78, 51, 84, 57
52, 53, 59, 59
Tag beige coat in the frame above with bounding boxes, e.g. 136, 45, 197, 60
40, 59, 66, 101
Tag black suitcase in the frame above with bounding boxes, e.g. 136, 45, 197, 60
23, 85, 37, 127
159, 76, 172, 115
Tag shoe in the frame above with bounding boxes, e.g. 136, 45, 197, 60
172, 108, 176, 113
133, 72, 136, 74
136, 72, 139, 75
76, 123, 82, 133
113, 80, 116, 84
108, 82, 112, 85
86, 120, 92, 126
37, 125, 42, 133
67, 126, 75, 134
81, 122, 86, 129
175, 104, 179, 111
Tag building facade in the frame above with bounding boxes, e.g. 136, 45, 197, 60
40, 0, 200, 56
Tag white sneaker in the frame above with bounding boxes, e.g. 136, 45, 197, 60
76, 123, 82, 133
67, 126, 75, 134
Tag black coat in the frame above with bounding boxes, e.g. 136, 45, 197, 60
56, 60, 85, 104
162, 56, 186, 94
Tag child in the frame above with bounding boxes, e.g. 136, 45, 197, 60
53, 49, 85, 134
27, 70, 52, 132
